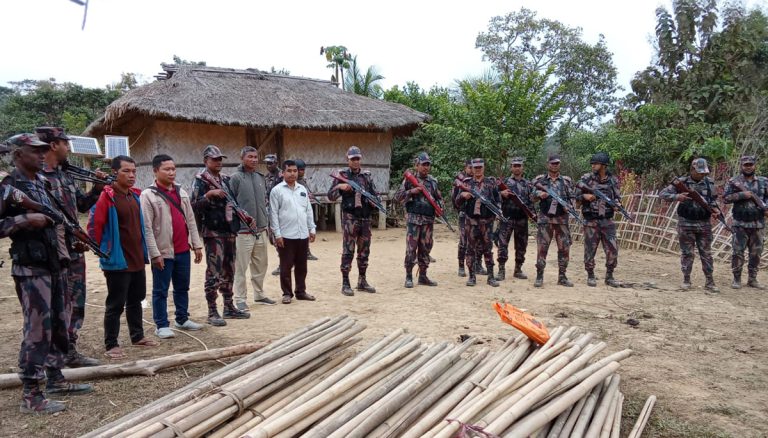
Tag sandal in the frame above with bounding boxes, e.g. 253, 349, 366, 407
132, 338, 159, 347
105, 347, 126, 359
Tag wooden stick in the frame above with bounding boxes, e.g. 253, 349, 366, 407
627, 395, 656, 438
610, 393, 624, 438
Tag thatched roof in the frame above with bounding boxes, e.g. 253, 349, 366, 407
84, 64, 429, 136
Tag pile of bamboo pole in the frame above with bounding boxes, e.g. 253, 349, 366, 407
83, 315, 655, 438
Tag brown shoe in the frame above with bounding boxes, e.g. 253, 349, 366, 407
281, 295, 292, 304
295, 292, 316, 301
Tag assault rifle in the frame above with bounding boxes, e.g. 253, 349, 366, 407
730, 180, 767, 211
198, 172, 260, 236
498, 178, 537, 222
454, 178, 509, 224
576, 181, 636, 222
404, 170, 455, 232
671, 178, 731, 232
534, 182, 586, 226
330, 170, 388, 215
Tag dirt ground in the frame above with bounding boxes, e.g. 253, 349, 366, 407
0, 225, 766, 437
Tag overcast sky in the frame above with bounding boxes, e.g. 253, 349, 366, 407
1, 0, 765, 94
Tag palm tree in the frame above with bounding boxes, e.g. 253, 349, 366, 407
344, 56, 385, 98
320, 46, 352, 89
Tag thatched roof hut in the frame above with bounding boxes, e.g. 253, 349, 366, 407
84, 64, 429, 199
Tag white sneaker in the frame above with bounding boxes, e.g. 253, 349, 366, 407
155, 327, 175, 339
174, 320, 204, 331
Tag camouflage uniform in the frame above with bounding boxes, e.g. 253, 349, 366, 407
574, 172, 621, 283
394, 166, 443, 286
660, 172, 719, 288
452, 171, 470, 275
497, 175, 534, 278
40, 161, 100, 363
265, 157, 282, 273
455, 171, 501, 286
723, 170, 768, 286
191, 168, 242, 322
328, 162, 380, 294
532, 173, 575, 284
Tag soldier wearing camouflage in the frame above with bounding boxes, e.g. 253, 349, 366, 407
264, 154, 283, 275
497, 157, 534, 281
295, 159, 319, 261
531, 154, 576, 287
723, 155, 768, 290
37, 127, 102, 368
574, 152, 621, 287
394, 152, 443, 288
1, 134, 93, 415
327, 146, 380, 296
451, 160, 473, 277
455, 158, 501, 287
191, 145, 251, 326
660, 158, 721, 292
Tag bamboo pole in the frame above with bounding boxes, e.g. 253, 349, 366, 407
627, 395, 656, 438
598, 387, 621, 438
562, 376, 606, 438
558, 394, 588, 438
545, 403, 574, 438
610, 393, 624, 438
584, 374, 621, 438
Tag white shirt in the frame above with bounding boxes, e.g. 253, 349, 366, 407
269, 181, 316, 239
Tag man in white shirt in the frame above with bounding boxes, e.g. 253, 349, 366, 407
269, 160, 317, 304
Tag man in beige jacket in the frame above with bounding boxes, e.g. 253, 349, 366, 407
140, 154, 204, 339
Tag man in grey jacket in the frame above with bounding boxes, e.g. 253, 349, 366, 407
229, 146, 276, 308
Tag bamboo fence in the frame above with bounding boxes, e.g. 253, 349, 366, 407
569, 190, 768, 269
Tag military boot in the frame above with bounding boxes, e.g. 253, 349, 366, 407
466, 266, 477, 287
681, 274, 692, 290
357, 274, 377, 293
404, 268, 414, 288
487, 267, 500, 287
223, 304, 251, 319
207, 309, 227, 327
65, 349, 100, 368
45, 369, 93, 396
513, 264, 528, 280
605, 270, 620, 287
20, 380, 65, 415
475, 260, 487, 276
418, 268, 437, 286
534, 269, 544, 288
747, 273, 765, 290
341, 275, 354, 296
704, 275, 720, 293
458, 261, 467, 278
557, 270, 574, 287
496, 263, 506, 281
587, 270, 597, 287
731, 272, 742, 290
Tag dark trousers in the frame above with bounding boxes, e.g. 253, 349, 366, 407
151, 251, 191, 328
104, 270, 147, 350
278, 238, 309, 297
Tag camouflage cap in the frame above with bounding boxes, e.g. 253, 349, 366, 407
347, 146, 362, 158
203, 144, 227, 159
590, 152, 610, 165
34, 126, 70, 143
471, 158, 485, 167
510, 157, 524, 165
294, 158, 306, 169
264, 153, 278, 163
740, 155, 757, 165
416, 152, 431, 164
547, 154, 561, 163
6, 133, 49, 148
691, 158, 710, 174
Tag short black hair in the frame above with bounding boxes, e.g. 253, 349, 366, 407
111, 155, 135, 171
152, 154, 174, 170
282, 159, 297, 170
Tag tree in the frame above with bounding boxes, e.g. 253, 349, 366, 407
344, 56, 384, 98
269, 66, 291, 75
476, 8, 620, 128
320, 45, 352, 89
172, 55, 206, 66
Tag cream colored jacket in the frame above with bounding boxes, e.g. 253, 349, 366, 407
140, 182, 203, 260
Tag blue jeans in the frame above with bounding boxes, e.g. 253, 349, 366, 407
151, 251, 190, 328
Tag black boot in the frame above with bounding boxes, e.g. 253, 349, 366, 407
475, 260, 487, 276
458, 261, 467, 277
496, 263, 506, 281
748, 272, 765, 290
513, 264, 528, 280
558, 270, 574, 287
418, 268, 437, 286
605, 270, 619, 287
65, 349, 100, 368
404, 268, 414, 288
21, 379, 65, 415
45, 368, 93, 396
534, 269, 544, 288
732, 272, 742, 289
487, 267, 499, 287
357, 273, 377, 293
223, 304, 251, 319
341, 274, 354, 296
587, 270, 597, 287
207, 309, 227, 327
466, 267, 476, 287
705, 275, 720, 293
681, 274, 692, 290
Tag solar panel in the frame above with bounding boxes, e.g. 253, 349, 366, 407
69, 136, 102, 156
105, 136, 130, 159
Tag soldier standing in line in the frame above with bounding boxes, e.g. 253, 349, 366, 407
455, 158, 501, 287
574, 152, 621, 287
36, 126, 102, 368
327, 146, 379, 296
531, 154, 576, 288
1, 134, 93, 414
496, 157, 534, 281
394, 152, 442, 288
452, 159, 473, 277
265, 154, 284, 276
295, 159, 319, 261
724, 155, 768, 290
191, 145, 251, 326
660, 158, 722, 292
